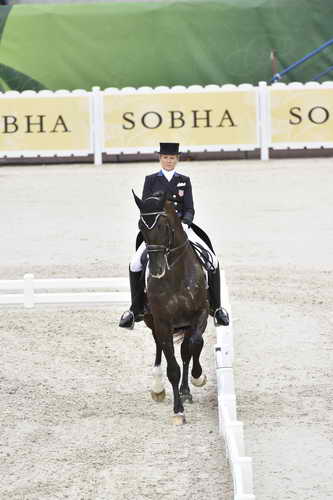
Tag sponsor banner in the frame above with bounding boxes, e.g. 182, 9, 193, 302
270, 88, 333, 147
0, 94, 92, 155
103, 89, 258, 153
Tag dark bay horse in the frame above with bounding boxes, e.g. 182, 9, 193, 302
133, 190, 209, 425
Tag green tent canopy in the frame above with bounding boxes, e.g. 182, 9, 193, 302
0, 1, 332, 91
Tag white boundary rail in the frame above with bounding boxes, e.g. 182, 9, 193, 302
0, 274, 130, 308
215, 270, 256, 499
0, 272, 255, 498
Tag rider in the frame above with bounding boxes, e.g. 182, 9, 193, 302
119, 142, 229, 329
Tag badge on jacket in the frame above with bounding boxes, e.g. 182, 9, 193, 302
177, 182, 186, 187
178, 189, 184, 197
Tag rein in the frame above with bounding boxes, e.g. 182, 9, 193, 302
165, 237, 189, 270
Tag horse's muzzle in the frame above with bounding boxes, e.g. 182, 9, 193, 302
147, 245, 167, 279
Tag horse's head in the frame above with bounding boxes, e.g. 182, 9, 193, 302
133, 190, 184, 278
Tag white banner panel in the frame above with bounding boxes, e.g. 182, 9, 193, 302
103, 85, 259, 153
270, 82, 333, 149
0, 90, 93, 157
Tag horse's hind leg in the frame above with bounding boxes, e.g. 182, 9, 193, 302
190, 338, 207, 387
180, 336, 193, 404
151, 330, 166, 402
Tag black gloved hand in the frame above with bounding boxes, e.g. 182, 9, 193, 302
182, 217, 192, 227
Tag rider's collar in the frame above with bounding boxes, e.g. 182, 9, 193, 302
159, 169, 180, 181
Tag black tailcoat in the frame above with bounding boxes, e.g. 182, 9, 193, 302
142, 171, 194, 224
136, 170, 214, 252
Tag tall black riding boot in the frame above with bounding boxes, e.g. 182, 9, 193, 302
119, 268, 145, 330
208, 265, 230, 326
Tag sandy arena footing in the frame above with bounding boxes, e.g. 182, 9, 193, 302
0, 158, 332, 499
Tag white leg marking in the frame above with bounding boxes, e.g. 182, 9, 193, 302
191, 373, 207, 387
172, 413, 186, 425
152, 365, 164, 394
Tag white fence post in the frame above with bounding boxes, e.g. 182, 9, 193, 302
258, 81, 269, 160
92, 86, 103, 166
23, 273, 34, 308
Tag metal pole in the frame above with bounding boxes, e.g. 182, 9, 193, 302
270, 39, 333, 84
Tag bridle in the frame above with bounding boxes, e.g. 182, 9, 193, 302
140, 209, 189, 274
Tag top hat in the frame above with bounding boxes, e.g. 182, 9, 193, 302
159, 142, 180, 155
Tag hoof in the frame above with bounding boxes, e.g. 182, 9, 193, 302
151, 389, 166, 402
191, 373, 207, 387
172, 413, 186, 425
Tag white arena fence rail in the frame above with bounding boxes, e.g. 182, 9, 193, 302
215, 270, 256, 499
0, 272, 256, 498
0, 274, 130, 308
1, 81, 333, 165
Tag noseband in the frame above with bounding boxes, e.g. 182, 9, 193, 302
140, 209, 189, 272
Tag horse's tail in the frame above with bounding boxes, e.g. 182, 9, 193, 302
173, 329, 190, 344
173, 331, 184, 344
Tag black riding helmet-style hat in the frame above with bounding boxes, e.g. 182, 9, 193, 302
159, 142, 180, 155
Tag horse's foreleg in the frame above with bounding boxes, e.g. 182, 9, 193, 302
151, 330, 165, 402
180, 336, 193, 404
161, 337, 185, 423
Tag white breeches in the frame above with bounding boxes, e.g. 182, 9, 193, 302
129, 226, 219, 272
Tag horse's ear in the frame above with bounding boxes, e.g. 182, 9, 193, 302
132, 190, 143, 211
